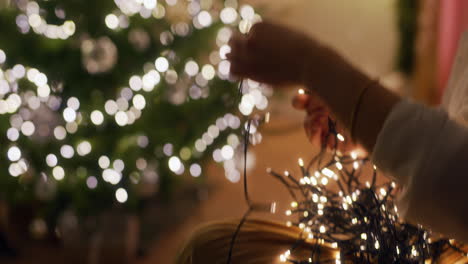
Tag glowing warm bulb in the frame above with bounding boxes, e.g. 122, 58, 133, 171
381, 204, 386, 211
335, 162, 343, 170
342, 203, 348, 210
115, 188, 128, 203
132, 94, 146, 110
7, 146, 21, 162
270, 202, 277, 213
28, 14, 42, 28
321, 168, 334, 178
220, 7, 238, 24
353, 161, 359, 169
298, 88, 305, 95
298, 158, 304, 167
105, 14, 119, 29
332, 252, 341, 264
221, 145, 234, 160
112, 160, 124, 172
168, 156, 182, 172
105, 100, 118, 115
53, 166, 65, 181
189, 163, 202, 177
201, 64, 215, 80
54, 126, 67, 140
77, 141, 92, 156
91, 110, 104, 125
21, 121, 35, 136
67, 97, 80, 110
337, 133, 345, 141
312, 194, 319, 203
184, 60, 199, 76
310, 176, 317, 186
280, 254, 287, 262
380, 188, 387, 196
7, 128, 19, 141
319, 225, 326, 233
143, 0, 157, 9
63, 21, 76, 35
411, 246, 418, 256
0, 49, 5, 64
102, 169, 122, 184
321, 177, 328, 185
197, 11, 212, 27
60, 145, 74, 159
155, 57, 169, 72
115, 111, 128, 126
46, 154, 58, 167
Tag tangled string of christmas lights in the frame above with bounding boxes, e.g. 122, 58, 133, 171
276, 122, 468, 263
228, 87, 467, 263
226, 79, 274, 264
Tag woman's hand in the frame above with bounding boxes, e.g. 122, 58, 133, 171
227, 22, 317, 86
293, 90, 358, 152
292, 91, 330, 146
228, 21, 389, 152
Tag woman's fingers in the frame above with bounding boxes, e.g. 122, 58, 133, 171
305, 93, 328, 114
304, 119, 321, 144
292, 94, 310, 110
303, 114, 327, 143
325, 133, 336, 149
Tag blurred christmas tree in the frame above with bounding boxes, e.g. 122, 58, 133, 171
0, 0, 266, 236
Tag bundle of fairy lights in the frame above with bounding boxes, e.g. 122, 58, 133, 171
270, 121, 468, 263
228, 94, 467, 263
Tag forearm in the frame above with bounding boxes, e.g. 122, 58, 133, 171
303, 45, 401, 151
